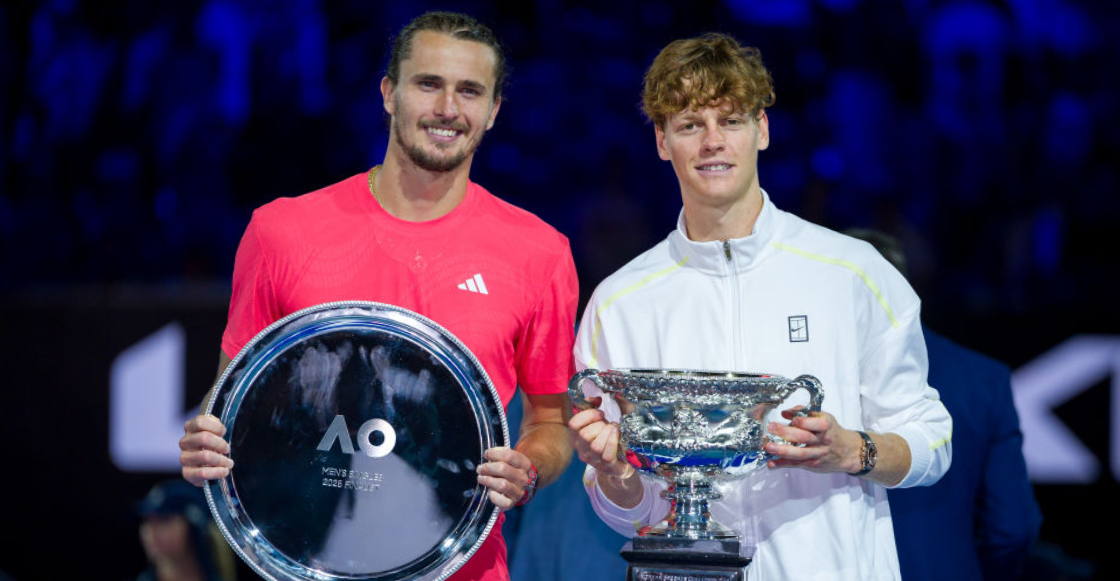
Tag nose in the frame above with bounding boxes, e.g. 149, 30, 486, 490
433, 88, 459, 118
701, 123, 725, 153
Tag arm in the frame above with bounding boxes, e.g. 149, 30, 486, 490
568, 405, 669, 538
765, 273, 952, 487
514, 390, 574, 488
477, 391, 574, 510
477, 238, 579, 510
181, 212, 282, 486
568, 407, 643, 508
569, 404, 671, 539
179, 351, 234, 486
857, 304, 954, 489
765, 411, 912, 486
763, 331, 951, 487
766, 409, 913, 485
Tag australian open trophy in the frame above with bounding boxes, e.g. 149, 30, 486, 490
569, 368, 823, 581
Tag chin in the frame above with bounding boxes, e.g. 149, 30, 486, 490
408, 147, 470, 172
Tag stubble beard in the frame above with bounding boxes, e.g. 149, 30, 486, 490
394, 114, 487, 173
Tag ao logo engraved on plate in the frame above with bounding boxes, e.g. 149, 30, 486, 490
317, 415, 398, 458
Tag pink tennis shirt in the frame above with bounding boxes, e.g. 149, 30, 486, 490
222, 171, 579, 581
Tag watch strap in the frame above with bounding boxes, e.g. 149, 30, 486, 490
515, 462, 539, 507
849, 430, 876, 476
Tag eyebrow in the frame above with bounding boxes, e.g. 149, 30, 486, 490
675, 110, 746, 123
458, 79, 488, 95
411, 74, 490, 96
412, 73, 443, 85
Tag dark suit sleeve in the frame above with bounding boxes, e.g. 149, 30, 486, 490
977, 362, 1043, 581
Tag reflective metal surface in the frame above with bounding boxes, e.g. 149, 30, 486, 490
570, 368, 822, 539
205, 301, 508, 581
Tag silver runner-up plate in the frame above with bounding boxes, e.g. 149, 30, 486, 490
204, 301, 509, 581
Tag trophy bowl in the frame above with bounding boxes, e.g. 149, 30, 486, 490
569, 368, 823, 541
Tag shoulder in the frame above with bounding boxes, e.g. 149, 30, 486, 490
246, 173, 366, 248
774, 211, 916, 304
587, 237, 676, 302
254, 173, 363, 225
471, 182, 572, 255
767, 211, 922, 339
774, 212, 895, 274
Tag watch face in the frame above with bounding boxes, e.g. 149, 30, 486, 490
204, 301, 509, 581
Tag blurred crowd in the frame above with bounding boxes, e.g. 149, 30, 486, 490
2, 0, 1117, 321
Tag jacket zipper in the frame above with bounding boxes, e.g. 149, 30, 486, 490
724, 241, 744, 369
725, 239, 758, 553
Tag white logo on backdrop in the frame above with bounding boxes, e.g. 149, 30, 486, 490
1011, 335, 1120, 484
109, 323, 194, 472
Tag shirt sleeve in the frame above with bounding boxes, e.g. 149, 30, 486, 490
572, 283, 608, 372
574, 292, 668, 532
514, 240, 579, 395
572, 289, 625, 421
582, 465, 670, 537
860, 298, 954, 489
221, 211, 283, 359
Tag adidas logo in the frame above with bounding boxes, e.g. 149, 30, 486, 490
457, 273, 489, 295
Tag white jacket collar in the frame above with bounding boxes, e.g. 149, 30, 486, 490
667, 189, 779, 275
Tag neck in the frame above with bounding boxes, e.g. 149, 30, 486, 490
681, 186, 764, 242
374, 147, 473, 221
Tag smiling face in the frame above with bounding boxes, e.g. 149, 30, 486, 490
382, 30, 502, 173
656, 103, 769, 210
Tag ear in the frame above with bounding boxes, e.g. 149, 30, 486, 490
381, 77, 395, 116
757, 111, 770, 151
655, 125, 670, 161
485, 96, 502, 131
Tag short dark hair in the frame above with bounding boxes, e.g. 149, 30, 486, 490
386, 11, 507, 100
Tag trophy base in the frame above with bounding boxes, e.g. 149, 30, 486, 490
621, 537, 751, 581
638, 518, 739, 539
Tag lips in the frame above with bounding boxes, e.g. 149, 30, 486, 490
696, 162, 733, 172
421, 121, 467, 142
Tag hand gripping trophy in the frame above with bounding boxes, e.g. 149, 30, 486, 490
569, 368, 823, 580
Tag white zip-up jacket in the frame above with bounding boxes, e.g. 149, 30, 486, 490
574, 191, 953, 581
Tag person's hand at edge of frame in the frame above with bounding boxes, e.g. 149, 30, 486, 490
477, 446, 535, 511
179, 414, 234, 486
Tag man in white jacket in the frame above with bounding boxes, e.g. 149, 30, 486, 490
568, 33, 953, 581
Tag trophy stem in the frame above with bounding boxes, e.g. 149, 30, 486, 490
639, 470, 737, 539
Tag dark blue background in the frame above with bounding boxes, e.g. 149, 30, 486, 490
4, 0, 1117, 323
1, 1, 1116, 580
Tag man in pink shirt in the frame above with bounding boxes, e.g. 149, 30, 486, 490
177, 11, 578, 581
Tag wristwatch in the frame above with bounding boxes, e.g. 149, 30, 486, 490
849, 431, 877, 476
515, 463, 539, 507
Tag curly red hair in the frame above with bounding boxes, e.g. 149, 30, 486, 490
642, 33, 776, 127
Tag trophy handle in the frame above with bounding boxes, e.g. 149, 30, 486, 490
568, 368, 604, 412
781, 374, 824, 417
764, 374, 825, 457
568, 369, 636, 467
